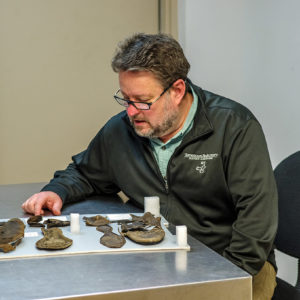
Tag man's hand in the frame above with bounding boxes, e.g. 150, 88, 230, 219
22, 191, 63, 216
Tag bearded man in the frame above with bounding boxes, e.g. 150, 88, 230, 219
22, 33, 278, 300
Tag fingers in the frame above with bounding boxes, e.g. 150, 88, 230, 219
22, 193, 44, 215
47, 198, 63, 216
21, 191, 62, 216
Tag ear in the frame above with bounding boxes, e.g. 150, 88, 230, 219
171, 79, 187, 105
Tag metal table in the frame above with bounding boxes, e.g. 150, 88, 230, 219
0, 183, 252, 300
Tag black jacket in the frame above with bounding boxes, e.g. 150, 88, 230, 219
42, 80, 278, 275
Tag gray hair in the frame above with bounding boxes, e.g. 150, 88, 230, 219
111, 33, 190, 89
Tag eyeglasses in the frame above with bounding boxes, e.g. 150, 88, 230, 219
113, 82, 174, 111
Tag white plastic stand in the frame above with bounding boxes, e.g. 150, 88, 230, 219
144, 196, 160, 217
70, 213, 80, 234
176, 225, 187, 247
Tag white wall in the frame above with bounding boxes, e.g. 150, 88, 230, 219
178, 0, 300, 285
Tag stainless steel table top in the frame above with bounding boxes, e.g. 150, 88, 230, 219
0, 183, 251, 300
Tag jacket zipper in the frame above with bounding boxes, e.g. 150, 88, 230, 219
153, 151, 169, 193
144, 141, 169, 193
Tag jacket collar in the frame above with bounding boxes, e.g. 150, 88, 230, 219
184, 78, 214, 140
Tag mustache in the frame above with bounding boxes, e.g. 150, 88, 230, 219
129, 116, 148, 122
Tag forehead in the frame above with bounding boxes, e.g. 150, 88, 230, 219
118, 71, 163, 95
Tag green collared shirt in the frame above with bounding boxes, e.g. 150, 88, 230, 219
150, 87, 198, 180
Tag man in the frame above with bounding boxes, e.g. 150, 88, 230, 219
22, 33, 278, 299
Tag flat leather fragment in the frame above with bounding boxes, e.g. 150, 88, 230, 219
96, 224, 113, 234
36, 227, 72, 250
43, 219, 70, 228
100, 232, 126, 248
96, 224, 126, 248
123, 227, 165, 245
120, 221, 145, 232
130, 212, 161, 227
27, 215, 45, 227
28, 216, 70, 228
121, 212, 165, 245
0, 218, 25, 253
83, 215, 110, 226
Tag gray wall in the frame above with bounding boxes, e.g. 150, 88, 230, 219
178, 0, 300, 285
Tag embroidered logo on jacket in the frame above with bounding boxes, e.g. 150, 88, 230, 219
196, 161, 207, 173
184, 153, 218, 174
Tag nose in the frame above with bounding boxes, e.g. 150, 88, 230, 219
126, 103, 140, 117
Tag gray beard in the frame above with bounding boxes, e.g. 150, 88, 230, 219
129, 94, 179, 139
129, 112, 178, 139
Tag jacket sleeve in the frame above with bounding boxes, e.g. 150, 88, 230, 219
41, 125, 120, 204
222, 118, 278, 275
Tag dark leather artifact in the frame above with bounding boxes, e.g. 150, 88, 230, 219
96, 224, 113, 233
121, 213, 165, 245
0, 218, 25, 253
123, 227, 165, 245
27, 215, 45, 227
100, 232, 126, 248
27, 216, 70, 228
96, 225, 126, 248
131, 212, 161, 227
85, 213, 165, 247
43, 219, 70, 228
120, 221, 145, 232
36, 227, 73, 250
83, 215, 110, 226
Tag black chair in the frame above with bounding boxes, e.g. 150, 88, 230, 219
272, 151, 300, 300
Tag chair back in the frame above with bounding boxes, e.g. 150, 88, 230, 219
274, 151, 300, 259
